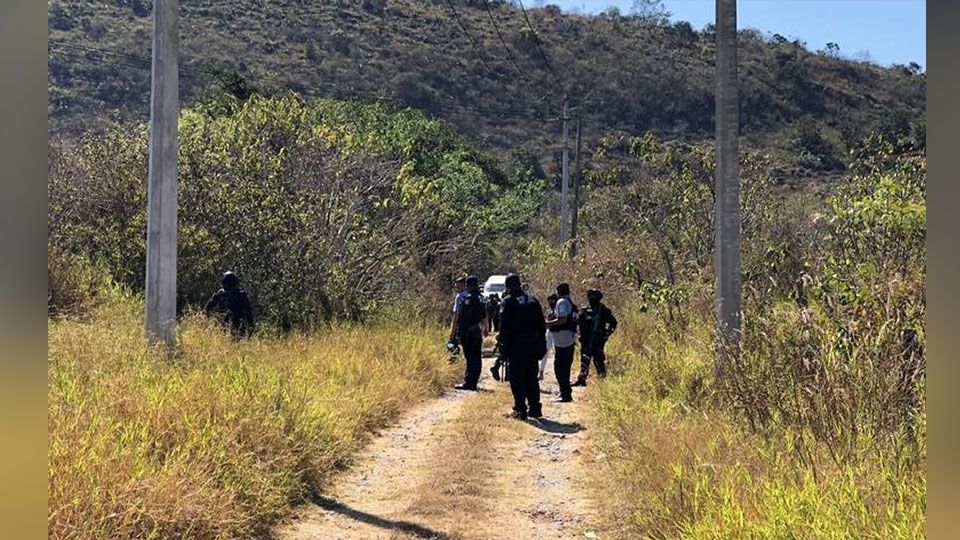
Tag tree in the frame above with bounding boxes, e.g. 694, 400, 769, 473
630, 0, 670, 24
715, 0, 741, 372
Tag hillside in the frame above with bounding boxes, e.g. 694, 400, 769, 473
49, 0, 924, 170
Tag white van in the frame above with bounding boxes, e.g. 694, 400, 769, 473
482, 275, 508, 298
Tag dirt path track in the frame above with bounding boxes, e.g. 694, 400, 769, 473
274, 351, 608, 540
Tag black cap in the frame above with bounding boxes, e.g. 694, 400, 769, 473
466, 275, 479, 287
505, 273, 522, 289
222, 271, 239, 287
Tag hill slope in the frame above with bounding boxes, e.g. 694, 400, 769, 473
48, 0, 924, 161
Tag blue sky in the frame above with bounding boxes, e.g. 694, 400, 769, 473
541, 0, 926, 69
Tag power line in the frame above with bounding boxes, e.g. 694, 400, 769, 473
481, 0, 532, 85
443, 0, 502, 80
516, 0, 564, 92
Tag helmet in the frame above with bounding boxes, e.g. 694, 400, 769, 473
222, 271, 239, 288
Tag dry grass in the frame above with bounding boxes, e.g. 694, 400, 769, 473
592, 307, 925, 539
48, 293, 458, 539
407, 390, 505, 536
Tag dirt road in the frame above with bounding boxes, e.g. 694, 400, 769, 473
274, 347, 609, 540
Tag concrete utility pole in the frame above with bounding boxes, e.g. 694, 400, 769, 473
145, 0, 179, 349
560, 94, 570, 244
715, 0, 742, 368
570, 118, 582, 258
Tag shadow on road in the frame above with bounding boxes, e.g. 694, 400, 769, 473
528, 418, 584, 434
309, 495, 455, 540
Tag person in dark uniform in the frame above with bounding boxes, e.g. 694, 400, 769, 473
498, 273, 546, 420
450, 275, 488, 391
486, 293, 501, 333
573, 289, 618, 386
204, 271, 255, 337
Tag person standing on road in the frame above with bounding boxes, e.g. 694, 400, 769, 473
538, 294, 558, 381
573, 289, 618, 387
204, 271, 255, 337
545, 283, 578, 402
498, 273, 546, 419
487, 293, 501, 333
450, 275, 488, 391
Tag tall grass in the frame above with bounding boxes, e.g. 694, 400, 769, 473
48, 293, 457, 539
592, 306, 925, 539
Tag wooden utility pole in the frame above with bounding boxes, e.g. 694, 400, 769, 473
145, 0, 179, 348
559, 94, 570, 244
570, 118, 582, 258
715, 0, 741, 368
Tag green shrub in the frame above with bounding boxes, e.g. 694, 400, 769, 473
48, 94, 545, 328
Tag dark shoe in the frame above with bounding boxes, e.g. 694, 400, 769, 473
490, 365, 501, 382
572, 378, 587, 387
528, 406, 543, 419
554, 396, 573, 403
455, 383, 478, 391
507, 410, 528, 420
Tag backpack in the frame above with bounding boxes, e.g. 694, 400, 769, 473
529, 300, 547, 360
458, 290, 485, 332
517, 293, 547, 360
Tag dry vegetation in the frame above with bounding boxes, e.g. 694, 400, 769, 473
592, 308, 924, 539
48, 292, 458, 539
49, 0, 924, 173
521, 134, 925, 538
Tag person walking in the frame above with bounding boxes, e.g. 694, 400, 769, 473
573, 289, 618, 386
545, 283, 578, 402
203, 271, 255, 337
450, 275, 488, 391
498, 273, 546, 419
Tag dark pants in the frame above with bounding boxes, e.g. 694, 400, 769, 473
460, 327, 483, 388
577, 339, 607, 381
554, 344, 575, 399
509, 355, 541, 416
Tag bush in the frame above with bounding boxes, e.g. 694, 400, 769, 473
48, 94, 544, 328
47, 242, 106, 318
584, 135, 924, 538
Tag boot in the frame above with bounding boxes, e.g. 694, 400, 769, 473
490, 362, 501, 382
455, 383, 478, 391
572, 376, 587, 387
528, 405, 543, 419
507, 409, 528, 420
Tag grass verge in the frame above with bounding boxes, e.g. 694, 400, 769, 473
48, 294, 457, 539
591, 309, 925, 539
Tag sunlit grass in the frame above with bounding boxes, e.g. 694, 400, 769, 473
48, 293, 457, 539
592, 307, 925, 539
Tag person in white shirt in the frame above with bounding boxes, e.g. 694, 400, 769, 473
545, 283, 577, 402
538, 294, 558, 380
